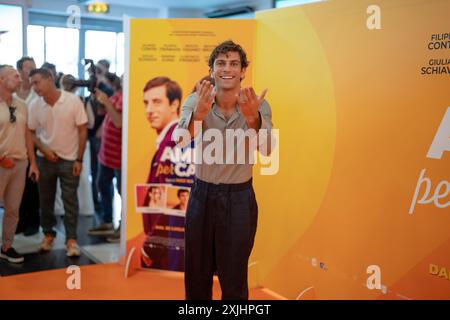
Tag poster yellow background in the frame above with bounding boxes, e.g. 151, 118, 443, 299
125, 18, 256, 258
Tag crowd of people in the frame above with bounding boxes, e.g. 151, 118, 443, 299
0, 57, 123, 263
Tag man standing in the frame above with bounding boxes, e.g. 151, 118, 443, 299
175, 40, 273, 300
0, 65, 39, 263
140, 77, 195, 271
15, 56, 40, 236
85, 59, 113, 217
16, 57, 37, 104
28, 68, 88, 257
88, 74, 122, 237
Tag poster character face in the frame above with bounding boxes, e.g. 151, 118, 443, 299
143, 85, 179, 133
135, 184, 170, 212
178, 190, 189, 206
148, 186, 162, 207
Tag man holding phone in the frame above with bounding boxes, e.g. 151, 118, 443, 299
0, 64, 39, 263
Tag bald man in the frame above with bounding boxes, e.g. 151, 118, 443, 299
0, 65, 39, 263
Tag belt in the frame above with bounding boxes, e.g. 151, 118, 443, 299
194, 177, 252, 193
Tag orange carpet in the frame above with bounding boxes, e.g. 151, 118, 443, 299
0, 263, 282, 300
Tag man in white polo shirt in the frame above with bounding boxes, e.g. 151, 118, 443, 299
28, 68, 88, 257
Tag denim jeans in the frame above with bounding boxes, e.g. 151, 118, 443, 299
88, 136, 102, 213
97, 163, 121, 224
37, 157, 80, 241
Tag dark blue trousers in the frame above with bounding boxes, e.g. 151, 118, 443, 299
184, 178, 258, 300
97, 163, 121, 224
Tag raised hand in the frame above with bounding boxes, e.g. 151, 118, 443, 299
239, 87, 267, 125
95, 88, 109, 105
193, 80, 215, 121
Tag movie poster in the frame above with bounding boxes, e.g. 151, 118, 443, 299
124, 18, 256, 271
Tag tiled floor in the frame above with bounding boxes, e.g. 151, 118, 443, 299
0, 209, 120, 276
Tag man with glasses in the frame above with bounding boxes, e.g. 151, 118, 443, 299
0, 65, 39, 263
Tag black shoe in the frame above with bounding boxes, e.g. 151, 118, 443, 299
24, 226, 39, 236
106, 229, 120, 243
0, 247, 24, 263
88, 223, 114, 236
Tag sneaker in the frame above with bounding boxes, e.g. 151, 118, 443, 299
66, 239, 80, 257
88, 223, 114, 236
0, 247, 24, 263
40, 234, 55, 252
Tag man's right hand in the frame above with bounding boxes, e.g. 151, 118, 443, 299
95, 88, 109, 106
43, 148, 58, 162
193, 80, 215, 121
0, 157, 15, 169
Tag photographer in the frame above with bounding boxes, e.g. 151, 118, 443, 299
85, 60, 114, 215
88, 73, 122, 241
62, 59, 114, 216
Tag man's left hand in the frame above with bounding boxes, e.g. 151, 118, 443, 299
73, 160, 82, 177
95, 89, 109, 106
28, 162, 40, 182
239, 87, 267, 127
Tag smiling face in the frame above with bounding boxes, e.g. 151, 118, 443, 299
143, 85, 179, 133
211, 51, 246, 91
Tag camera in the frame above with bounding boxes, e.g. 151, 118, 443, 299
62, 59, 97, 94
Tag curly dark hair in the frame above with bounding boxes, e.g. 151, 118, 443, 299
208, 40, 249, 70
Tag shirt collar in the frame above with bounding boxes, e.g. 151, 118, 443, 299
156, 119, 179, 147
212, 101, 241, 125
42, 90, 65, 108
56, 90, 66, 104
